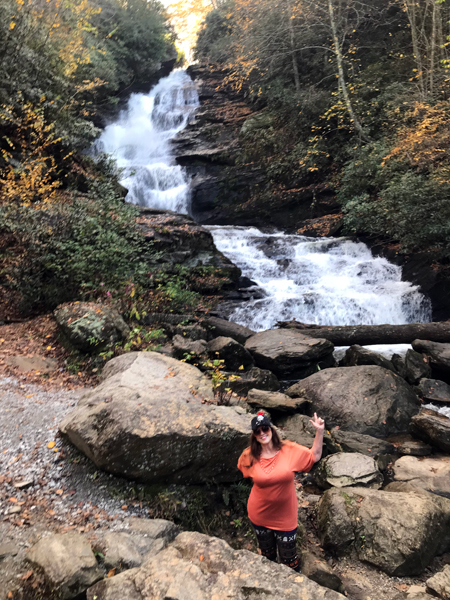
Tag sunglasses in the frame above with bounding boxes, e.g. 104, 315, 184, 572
255, 426, 270, 436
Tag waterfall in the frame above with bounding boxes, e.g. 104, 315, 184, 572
208, 226, 431, 332
92, 70, 199, 214
91, 68, 432, 334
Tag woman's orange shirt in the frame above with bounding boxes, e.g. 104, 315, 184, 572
237, 441, 315, 531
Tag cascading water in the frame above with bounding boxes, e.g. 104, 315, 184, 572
92, 68, 432, 335
208, 226, 432, 332
92, 70, 199, 214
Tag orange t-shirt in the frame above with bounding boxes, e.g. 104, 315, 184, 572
237, 441, 315, 531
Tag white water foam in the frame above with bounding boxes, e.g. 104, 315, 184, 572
208, 226, 432, 332
92, 70, 199, 214
91, 71, 432, 339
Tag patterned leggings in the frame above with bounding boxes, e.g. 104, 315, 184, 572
251, 523, 300, 572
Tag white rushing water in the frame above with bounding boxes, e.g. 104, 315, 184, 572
92, 70, 199, 213
91, 68, 432, 339
208, 226, 432, 332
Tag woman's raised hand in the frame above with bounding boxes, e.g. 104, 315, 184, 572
309, 412, 325, 432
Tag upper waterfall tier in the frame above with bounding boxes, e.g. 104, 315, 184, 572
92, 70, 199, 214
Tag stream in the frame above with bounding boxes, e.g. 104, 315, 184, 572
93, 69, 445, 416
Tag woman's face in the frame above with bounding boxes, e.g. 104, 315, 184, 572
255, 426, 272, 446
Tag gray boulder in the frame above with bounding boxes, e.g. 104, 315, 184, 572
301, 550, 343, 592
404, 349, 432, 385
412, 340, 450, 376
277, 414, 339, 456
86, 531, 346, 600
96, 518, 179, 572
418, 379, 450, 404
54, 302, 129, 353
172, 324, 207, 341
286, 366, 421, 437
245, 329, 335, 379
60, 353, 250, 484
330, 429, 395, 460
172, 334, 208, 360
339, 345, 395, 372
247, 389, 310, 413
409, 408, 450, 453
392, 455, 450, 496
392, 353, 407, 379
204, 317, 255, 345
226, 366, 280, 396
97, 533, 165, 571
207, 336, 254, 371
397, 440, 432, 456
27, 533, 103, 599
426, 565, 450, 599
318, 487, 450, 576
313, 453, 383, 490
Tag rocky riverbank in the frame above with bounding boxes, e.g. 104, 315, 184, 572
1, 308, 450, 599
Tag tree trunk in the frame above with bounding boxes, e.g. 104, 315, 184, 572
405, 0, 425, 99
276, 321, 450, 346
429, 0, 437, 96
287, 0, 301, 94
328, 0, 370, 141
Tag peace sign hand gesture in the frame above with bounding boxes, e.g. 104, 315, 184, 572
309, 412, 325, 432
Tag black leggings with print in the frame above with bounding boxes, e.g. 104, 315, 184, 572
251, 522, 300, 572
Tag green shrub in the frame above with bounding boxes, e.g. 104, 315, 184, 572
339, 143, 450, 258
0, 162, 151, 314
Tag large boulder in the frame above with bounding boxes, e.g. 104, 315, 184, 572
60, 353, 250, 484
207, 336, 254, 371
418, 379, 450, 404
204, 317, 255, 345
245, 329, 335, 379
318, 487, 450, 576
392, 455, 450, 497
246, 389, 310, 413
27, 533, 103, 599
286, 366, 421, 437
409, 408, 450, 453
54, 302, 129, 353
86, 531, 346, 600
313, 453, 383, 490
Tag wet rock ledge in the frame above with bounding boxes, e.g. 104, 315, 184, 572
172, 64, 338, 229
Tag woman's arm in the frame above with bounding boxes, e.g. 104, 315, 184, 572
309, 412, 325, 463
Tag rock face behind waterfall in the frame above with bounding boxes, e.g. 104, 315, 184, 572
136, 207, 240, 280
287, 365, 421, 437
59, 353, 250, 484
174, 65, 339, 229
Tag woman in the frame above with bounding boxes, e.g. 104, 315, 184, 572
237, 411, 325, 572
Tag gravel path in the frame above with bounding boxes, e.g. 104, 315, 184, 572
0, 376, 151, 598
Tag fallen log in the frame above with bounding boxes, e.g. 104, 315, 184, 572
276, 321, 450, 346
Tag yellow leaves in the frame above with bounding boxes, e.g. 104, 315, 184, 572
47, 441, 56, 449
10, 21, 16, 29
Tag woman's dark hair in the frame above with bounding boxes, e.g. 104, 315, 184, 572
249, 427, 283, 465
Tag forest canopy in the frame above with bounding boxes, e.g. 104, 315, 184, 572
195, 0, 450, 260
